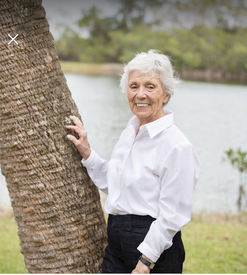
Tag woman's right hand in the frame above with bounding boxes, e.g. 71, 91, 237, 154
65, 115, 91, 160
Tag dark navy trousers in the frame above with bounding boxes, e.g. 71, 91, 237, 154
102, 214, 185, 273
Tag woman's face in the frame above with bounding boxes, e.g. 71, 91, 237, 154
127, 70, 170, 126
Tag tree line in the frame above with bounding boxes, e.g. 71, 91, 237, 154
55, 0, 247, 75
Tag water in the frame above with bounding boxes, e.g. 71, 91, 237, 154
1, 73, 247, 213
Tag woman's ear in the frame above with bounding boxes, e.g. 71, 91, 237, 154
163, 93, 171, 106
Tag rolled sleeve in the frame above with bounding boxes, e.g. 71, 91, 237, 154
138, 142, 201, 262
81, 148, 96, 167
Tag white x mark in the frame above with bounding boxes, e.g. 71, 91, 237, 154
8, 34, 19, 45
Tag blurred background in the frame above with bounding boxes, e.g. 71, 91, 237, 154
1, 0, 247, 273
1, 0, 247, 215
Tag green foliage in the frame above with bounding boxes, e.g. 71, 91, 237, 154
78, 6, 116, 39
54, 0, 247, 74
223, 148, 247, 211
55, 27, 88, 61
223, 148, 247, 174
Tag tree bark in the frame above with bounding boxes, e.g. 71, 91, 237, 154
0, 0, 107, 273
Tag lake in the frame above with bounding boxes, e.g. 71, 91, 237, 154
1, 73, 247, 214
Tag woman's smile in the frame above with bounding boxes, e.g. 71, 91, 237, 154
135, 103, 151, 109
127, 70, 170, 126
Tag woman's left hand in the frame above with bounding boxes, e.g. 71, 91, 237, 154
131, 260, 150, 274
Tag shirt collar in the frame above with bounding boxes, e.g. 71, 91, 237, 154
127, 109, 174, 139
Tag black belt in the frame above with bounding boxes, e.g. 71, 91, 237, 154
108, 214, 156, 229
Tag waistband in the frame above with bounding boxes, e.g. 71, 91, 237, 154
108, 214, 156, 229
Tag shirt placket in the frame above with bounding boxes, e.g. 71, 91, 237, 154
113, 126, 147, 202
112, 127, 140, 205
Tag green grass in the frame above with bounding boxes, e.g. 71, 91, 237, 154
182, 213, 247, 273
0, 212, 247, 273
0, 216, 27, 273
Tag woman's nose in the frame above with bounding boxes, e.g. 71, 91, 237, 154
136, 86, 146, 98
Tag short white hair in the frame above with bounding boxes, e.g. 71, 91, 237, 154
120, 49, 180, 95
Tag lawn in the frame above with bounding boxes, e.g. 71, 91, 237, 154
0, 213, 246, 273
0, 216, 27, 273
182, 213, 247, 273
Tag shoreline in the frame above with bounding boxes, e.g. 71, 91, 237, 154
60, 61, 247, 85
60, 62, 123, 76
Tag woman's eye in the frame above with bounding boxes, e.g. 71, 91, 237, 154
147, 85, 154, 90
131, 85, 138, 89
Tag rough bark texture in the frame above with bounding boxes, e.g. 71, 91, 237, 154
0, 0, 107, 273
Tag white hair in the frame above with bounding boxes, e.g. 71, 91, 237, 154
120, 49, 180, 95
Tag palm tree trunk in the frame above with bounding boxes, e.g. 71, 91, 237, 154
0, 0, 107, 273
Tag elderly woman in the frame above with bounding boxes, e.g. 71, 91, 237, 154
66, 50, 201, 273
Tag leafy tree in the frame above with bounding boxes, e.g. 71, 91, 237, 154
169, 0, 247, 31
77, 6, 117, 39
55, 27, 88, 61
115, 0, 164, 31
223, 148, 247, 211
54, 0, 247, 79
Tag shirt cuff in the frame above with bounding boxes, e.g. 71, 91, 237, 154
137, 243, 161, 263
81, 149, 95, 167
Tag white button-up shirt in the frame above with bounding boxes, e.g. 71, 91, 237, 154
82, 110, 201, 262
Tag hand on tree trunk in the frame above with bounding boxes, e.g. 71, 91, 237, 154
66, 115, 91, 159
